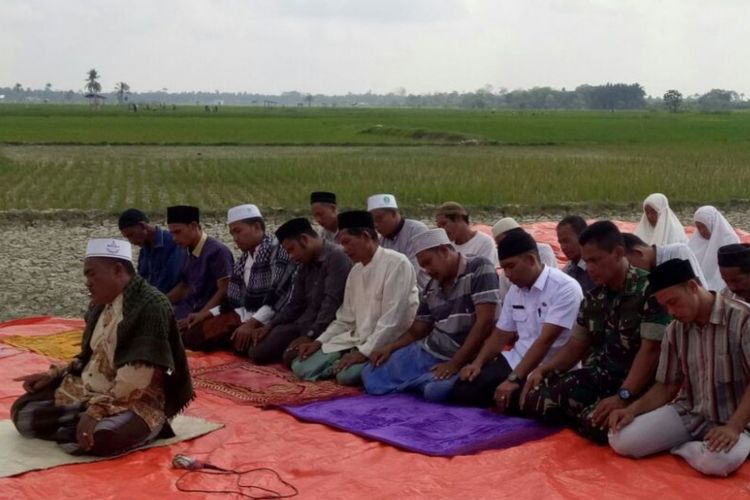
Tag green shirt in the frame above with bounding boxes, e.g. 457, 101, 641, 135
572, 265, 671, 378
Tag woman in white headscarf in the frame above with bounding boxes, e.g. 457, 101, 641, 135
688, 205, 740, 291
634, 193, 688, 246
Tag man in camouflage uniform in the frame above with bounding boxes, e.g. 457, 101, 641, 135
521, 221, 671, 443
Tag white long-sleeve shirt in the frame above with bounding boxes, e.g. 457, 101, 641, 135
317, 247, 419, 357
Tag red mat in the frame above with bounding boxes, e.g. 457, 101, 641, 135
192, 361, 360, 407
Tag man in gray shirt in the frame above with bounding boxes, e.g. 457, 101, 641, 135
243, 218, 353, 365
368, 193, 429, 289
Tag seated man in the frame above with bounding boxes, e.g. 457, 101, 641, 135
492, 217, 558, 268
11, 239, 193, 456
292, 211, 419, 386
556, 215, 595, 292
310, 191, 339, 243
436, 201, 499, 267
165, 205, 234, 334
368, 193, 429, 289
718, 243, 750, 302
451, 230, 583, 409
623, 233, 707, 287
522, 221, 671, 443
246, 217, 352, 365
118, 208, 184, 294
362, 229, 499, 402
610, 259, 750, 477
183, 204, 297, 352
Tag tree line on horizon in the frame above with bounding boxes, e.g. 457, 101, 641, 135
1, 69, 746, 112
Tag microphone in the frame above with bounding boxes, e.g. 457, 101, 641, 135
172, 454, 227, 472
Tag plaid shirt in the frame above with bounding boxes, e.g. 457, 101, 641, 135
657, 292, 750, 437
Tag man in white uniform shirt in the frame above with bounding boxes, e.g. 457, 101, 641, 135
451, 230, 583, 409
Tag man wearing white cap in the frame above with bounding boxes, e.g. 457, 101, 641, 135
12, 239, 193, 456
368, 193, 430, 289
182, 204, 297, 353
362, 229, 499, 402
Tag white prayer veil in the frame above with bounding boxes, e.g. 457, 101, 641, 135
634, 193, 688, 246
688, 205, 740, 291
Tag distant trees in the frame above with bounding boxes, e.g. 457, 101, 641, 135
84, 69, 102, 94
697, 89, 740, 112
663, 89, 683, 113
304, 93, 313, 107
115, 82, 131, 104
13, 83, 22, 93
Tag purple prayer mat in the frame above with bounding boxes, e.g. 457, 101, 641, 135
280, 393, 559, 457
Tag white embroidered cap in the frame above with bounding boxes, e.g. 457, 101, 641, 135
227, 204, 262, 224
412, 228, 453, 255
85, 238, 133, 262
367, 194, 398, 211
492, 217, 520, 238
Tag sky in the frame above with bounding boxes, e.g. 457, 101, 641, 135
2, 0, 747, 97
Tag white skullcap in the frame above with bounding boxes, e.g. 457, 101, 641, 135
227, 204, 262, 224
367, 194, 398, 211
412, 228, 453, 255
85, 238, 133, 263
492, 217, 520, 238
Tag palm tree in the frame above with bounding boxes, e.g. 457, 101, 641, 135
115, 81, 130, 104
45, 83, 52, 92
13, 83, 22, 93
84, 69, 102, 94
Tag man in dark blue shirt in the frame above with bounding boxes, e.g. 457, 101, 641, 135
118, 208, 185, 295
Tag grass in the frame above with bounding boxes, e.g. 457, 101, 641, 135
2, 105, 750, 217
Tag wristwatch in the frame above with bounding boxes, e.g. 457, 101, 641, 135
618, 387, 633, 402
507, 371, 522, 384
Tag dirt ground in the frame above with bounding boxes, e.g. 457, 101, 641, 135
2, 208, 748, 322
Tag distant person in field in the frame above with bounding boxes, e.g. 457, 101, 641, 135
451, 230, 582, 409
556, 215, 595, 292
245, 217, 352, 366
435, 202, 499, 267
522, 221, 671, 444
634, 193, 687, 246
362, 229, 498, 402
310, 191, 339, 243
368, 193, 430, 290
688, 206, 740, 291
609, 258, 750, 477
291, 211, 419, 386
622, 233, 706, 287
718, 244, 750, 302
118, 208, 184, 294
11, 239, 193, 456
164, 205, 234, 335
182, 204, 297, 353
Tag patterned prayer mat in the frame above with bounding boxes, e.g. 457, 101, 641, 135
191, 361, 360, 407
0, 330, 82, 361
281, 393, 560, 457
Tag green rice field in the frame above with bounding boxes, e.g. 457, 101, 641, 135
1, 105, 750, 216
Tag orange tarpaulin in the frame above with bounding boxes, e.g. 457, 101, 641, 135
2, 317, 749, 500
3, 221, 750, 499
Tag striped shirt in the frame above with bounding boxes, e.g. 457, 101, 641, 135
418, 255, 500, 360
656, 292, 750, 437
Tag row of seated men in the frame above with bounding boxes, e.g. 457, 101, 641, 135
10, 192, 750, 478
